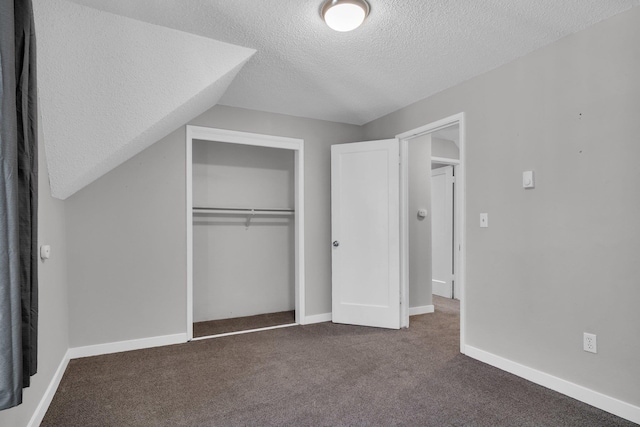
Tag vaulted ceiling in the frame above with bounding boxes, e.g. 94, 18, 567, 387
34, 0, 639, 199
34, 0, 254, 199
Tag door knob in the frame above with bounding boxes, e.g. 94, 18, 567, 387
332, 241, 340, 247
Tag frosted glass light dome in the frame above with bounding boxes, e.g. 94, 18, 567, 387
321, 0, 370, 32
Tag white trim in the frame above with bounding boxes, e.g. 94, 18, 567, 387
397, 115, 464, 140
185, 126, 306, 336
465, 346, 640, 425
27, 351, 70, 427
431, 156, 460, 165
187, 125, 303, 150
186, 126, 194, 340
304, 312, 332, 324
191, 323, 298, 341
67, 333, 187, 359
399, 139, 410, 328
409, 305, 435, 316
397, 112, 467, 353
294, 146, 306, 324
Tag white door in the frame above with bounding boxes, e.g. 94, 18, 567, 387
331, 140, 400, 329
431, 166, 454, 298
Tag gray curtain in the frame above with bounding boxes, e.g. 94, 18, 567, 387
0, 0, 38, 411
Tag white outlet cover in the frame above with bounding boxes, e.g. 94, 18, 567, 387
583, 332, 597, 354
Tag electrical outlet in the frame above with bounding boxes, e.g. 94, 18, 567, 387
583, 333, 597, 354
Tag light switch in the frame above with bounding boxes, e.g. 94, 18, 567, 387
480, 213, 488, 228
523, 171, 535, 189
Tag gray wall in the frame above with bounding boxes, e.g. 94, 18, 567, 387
0, 118, 69, 426
66, 127, 187, 347
363, 7, 640, 407
408, 134, 432, 308
65, 105, 363, 347
192, 141, 295, 321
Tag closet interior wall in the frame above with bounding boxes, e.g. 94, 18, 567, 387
192, 140, 295, 322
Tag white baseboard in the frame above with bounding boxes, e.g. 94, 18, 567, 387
409, 305, 435, 316
67, 333, 187, 359
27, 350, 70, 427
465, 345, 640, 425
28, 333, 187, 427
304, 312, 332, 324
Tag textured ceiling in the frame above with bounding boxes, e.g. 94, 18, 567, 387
35, 0, 639, 198
68, 0, 639, 125
33, 0, 254, 199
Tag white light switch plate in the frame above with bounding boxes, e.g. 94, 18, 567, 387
480, 213, 488, 228
523, 171, 535, 189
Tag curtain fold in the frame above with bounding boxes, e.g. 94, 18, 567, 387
0, 0, 38, 411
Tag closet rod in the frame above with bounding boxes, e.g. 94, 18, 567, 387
193, 207, 294, 215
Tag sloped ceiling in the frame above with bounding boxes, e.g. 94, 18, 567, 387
35, 0, 639, 198
69, 0, 640, 126
33, 0, 255, 199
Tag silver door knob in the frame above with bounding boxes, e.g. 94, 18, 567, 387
332, 241, 340, 247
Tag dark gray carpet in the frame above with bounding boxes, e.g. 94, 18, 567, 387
193, 310, 296, 338
42, 297, 634, 426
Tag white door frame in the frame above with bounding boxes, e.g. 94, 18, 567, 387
185, 125, 305, 341
396, 112, 466, 354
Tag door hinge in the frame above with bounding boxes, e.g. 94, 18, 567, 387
451, 177, 456, 183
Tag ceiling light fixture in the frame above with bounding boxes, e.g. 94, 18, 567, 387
321, 0, 370, 32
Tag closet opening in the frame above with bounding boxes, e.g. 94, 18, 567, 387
185, 126, 305, 341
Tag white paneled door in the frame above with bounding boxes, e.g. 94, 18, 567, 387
431, 166, 454, 298
331, 140, 400, 329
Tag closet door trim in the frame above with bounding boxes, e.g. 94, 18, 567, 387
185, 126, 305, 341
